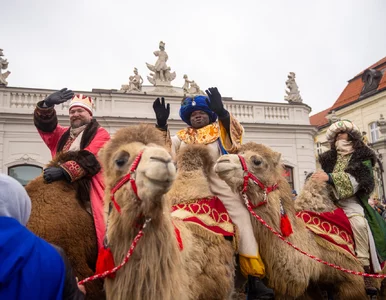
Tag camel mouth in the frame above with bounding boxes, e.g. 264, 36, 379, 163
143, 161, 176, 188
214, 160, 237, 175
145, 176, 174, 187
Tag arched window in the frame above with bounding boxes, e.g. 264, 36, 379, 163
283, 165, 294, 189
369, 122, 380, 143
8, 164, 43, 186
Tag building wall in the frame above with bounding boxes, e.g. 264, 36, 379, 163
0, 86, 317, 191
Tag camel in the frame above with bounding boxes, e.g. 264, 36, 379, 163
26, 152, 104, 300
214, 142, 384, 299
99, 124, 235, 300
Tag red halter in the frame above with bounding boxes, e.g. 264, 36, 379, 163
238, 154, 278, 208
110, 151, 143, 213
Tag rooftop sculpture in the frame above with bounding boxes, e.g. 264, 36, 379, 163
0, 48, 10, 86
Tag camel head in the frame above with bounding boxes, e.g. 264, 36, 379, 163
215, 142, 284, 194
167, 144, 214, 205
100, 124, 176, 217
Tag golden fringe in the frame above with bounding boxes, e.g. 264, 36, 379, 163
314, 235, 358, 262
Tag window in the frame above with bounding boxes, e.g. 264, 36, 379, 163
316, 142, 323, 155
369, 122, 380, 143
8, 165, 43, 186
283, 165, 294, 189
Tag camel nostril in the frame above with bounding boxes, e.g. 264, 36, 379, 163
150, 156, 171, 164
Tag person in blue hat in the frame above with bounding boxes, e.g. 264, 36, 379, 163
153, 87, 274, 299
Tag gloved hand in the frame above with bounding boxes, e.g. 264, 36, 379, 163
205, 87, 227, 118
44, 88, 74, 107
43, 167, 69, 183
153, 97, 170, 128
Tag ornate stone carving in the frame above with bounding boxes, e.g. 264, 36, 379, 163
182, 74, 205, 95
284, 72, 302, 103
120, 67, 143, 93
0, 49, 11, 86
360, 69, 382, 97
377, 114, 386, 138
146, 41, 176, 86
330, 110, 340, 123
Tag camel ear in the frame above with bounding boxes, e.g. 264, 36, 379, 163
273, 151, 281, 166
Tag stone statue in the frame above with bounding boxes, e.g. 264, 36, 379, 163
146, 41, 176, 86
120, 67, 143, 93
377, 114, 386, 139
0, 49, 11, 86
330, 110, 340, 123
182, 74, 205, 95
182, 74, 192, 93
284, 72, 302, 103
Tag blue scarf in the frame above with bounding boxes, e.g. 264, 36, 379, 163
0, 217, 65, 300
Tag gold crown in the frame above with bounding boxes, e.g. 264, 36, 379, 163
69, 94, 94, 115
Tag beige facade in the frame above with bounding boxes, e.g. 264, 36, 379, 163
0, 86, 317, 191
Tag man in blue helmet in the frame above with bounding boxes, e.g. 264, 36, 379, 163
153, 87, 274, 299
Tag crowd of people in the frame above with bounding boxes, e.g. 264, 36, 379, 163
1, 87, 385, 299
369, 197, 386, 220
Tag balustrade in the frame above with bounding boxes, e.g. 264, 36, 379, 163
0, 87, 310, 125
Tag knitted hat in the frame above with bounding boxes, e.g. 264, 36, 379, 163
326, 120, 362, 143
179, 95, 217, 126
69, 94, 94, 115
0, 174, 31, 226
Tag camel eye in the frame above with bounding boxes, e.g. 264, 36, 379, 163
115, 153, 130, 168
252, 156, 262, 166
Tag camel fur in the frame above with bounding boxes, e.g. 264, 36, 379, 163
26, 152, 104, 300
215, 142, 376, 299
100, 124, 235, 300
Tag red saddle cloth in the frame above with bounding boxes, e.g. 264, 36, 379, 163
296, 208, 356, 257
171, 196, 235, 237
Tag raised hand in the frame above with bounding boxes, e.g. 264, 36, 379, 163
153, 97, 170, 128
205, 87, 227, 117
44, 88, 74, 106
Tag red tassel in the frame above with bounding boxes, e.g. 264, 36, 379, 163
96, 247, 116, 278
280, 214, 293, 237
174, 225, 184, 251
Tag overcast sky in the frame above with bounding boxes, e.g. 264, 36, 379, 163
2, 0, 386, 115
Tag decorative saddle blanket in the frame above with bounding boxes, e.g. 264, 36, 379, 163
296, 208, 356, 257
171, 196, 236, 238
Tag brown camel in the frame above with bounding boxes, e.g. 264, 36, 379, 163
214, 142, 383, 299
26, 152, 104, 300
100, 124, 235, 300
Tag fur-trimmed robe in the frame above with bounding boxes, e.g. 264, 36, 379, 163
34, 101, 110, 250
319, 147, 386, 262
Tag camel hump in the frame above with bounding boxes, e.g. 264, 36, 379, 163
176, 144, 214, 173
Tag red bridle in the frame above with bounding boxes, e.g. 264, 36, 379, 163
238, 154, 278, 208
110, 151, 143, 213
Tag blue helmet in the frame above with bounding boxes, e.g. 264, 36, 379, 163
179, 95, 217, 126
